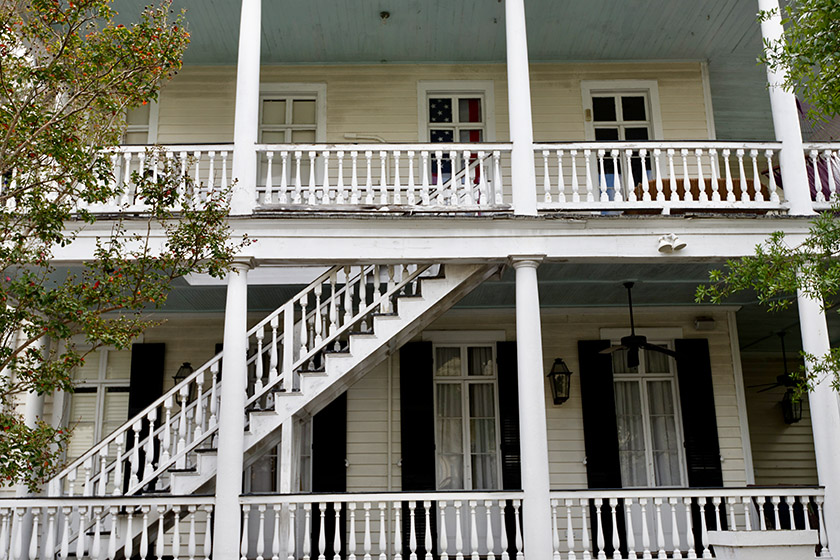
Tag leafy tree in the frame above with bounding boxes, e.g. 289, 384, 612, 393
760, 0, 840, 121
0, 0, 248, 490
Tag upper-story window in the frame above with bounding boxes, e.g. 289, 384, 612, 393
611, 344, 686, 488
427, 95, 485, 145
122, 102, 158, 145
591, 93, 652, 142
434, 344, 501, 490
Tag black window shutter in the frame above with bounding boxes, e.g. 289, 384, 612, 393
674, 339, 723, 488
311, 392, 347, 558
399, 342, 437, 558
578, 340, 622, 489
496, 341, 521, 490
578, 340, 626, 557
128, 343, 166, 418
496, 341, 520, 559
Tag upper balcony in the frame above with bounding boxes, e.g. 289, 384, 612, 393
81, 0, 837, 218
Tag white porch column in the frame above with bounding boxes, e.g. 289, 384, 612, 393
511, 255, 552, 557
212, 259, 253, 560
230, 0, 262, 215
505, 0, 538, 216
758, 0, 814, 216
797, 291, 840, 549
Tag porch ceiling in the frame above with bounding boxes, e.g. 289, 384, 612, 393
146, 263, 838, 355
114, 0, 773, 140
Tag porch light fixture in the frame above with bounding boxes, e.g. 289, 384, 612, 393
657, 233, 687, 253
781, 389, 803, 424
547, 358, 573, 405
173, 362, 195, 401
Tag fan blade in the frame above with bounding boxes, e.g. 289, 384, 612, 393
748, 382, 783, 389
627, 346, 640, 369
599, 345, 625, 355
640, 342, 678, 358
757, 384, 783, 393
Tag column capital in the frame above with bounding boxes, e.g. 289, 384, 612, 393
230, 256, 256, 272
509, 254, 545, 269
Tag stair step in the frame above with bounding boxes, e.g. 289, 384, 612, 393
168, 467, 197, 474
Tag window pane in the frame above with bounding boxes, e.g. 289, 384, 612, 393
105, 351, 131, 380
123, 131, 148, 145
437, 383, 464, 489
467, 347, 493, 376
614, 381, 648, 487
624, 127, 650, 141
592, 97, 617, 122
429, 98, 453, 123
645, 347, 671, 373
647, 380, 681, 486
594, 127, 620, 141
67, 393, 97, 460
458, 129, 483, 143
458, 98, 482, 123
431, 129, 454, 143
126, 104, 150, 126
621, 96, 647, 121
102, 391, 129, 436
469, 383, 498, 489
291, 130, 316, 143
611, 348, 638, 374
292, 100, 316, 124
261, 131, 287, 144
74, 351, 101, 381
436, 347, 461, 377
262, 100, 287, 125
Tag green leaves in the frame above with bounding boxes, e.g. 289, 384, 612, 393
760, 0, 840, 121
0, 2, 246, 491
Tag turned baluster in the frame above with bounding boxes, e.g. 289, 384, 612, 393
570, 150, 582, 203
379, 151, 389, 206
112, 433, 125, 496
653, 149, 665, 201
108, 506, 119, 560
272, 505, 282, 560
438, 502, 449, 560
699, 498, 711, 558
321, 151, 331, 203
609, 499, 621, 560
454, 501, 464, 560
139, 506, 150, 560
420, 151, 431, 205
129, 423, 141, 488
240, 505, 250, 560
557, 150, 568, 203
407, 502, 418, 560
378, 503, 387, 560
492, 151, 503, 205
639, 148, 651, 201
597, 149, 608, 203
75, 506, 87, 559
145, 409, 157, 476
766, 150, 780, 202
749, 149, 763, 202
625, 149, 637, 202
288, 504, 297, 560
624, 498, 636, 560
393, 503, 402, 560
264, 152, 274, 204
306, 151, 317, 205
97, 444, 109, 496
477, 151, 489, 204
336, 150, 346, 204
580, 498, 591, 560
176, 384, 189, 467
669, 498, 682, 559
59, 506, 71, 560
277, 152, 288, 204
349, 151, 360, 204
484, 501, 495, 560
318, 503, 327, 560
513, 501, 523, 560
256, 505, 266, 560
333, 504, 342, 560
392, 151, 402, 205
551, 500, 561, 560
593, 499, 606, 560
364, 151, 374, 204
654, 498, 666, 559
434, 151, 445, 205
639, 498, 651, 559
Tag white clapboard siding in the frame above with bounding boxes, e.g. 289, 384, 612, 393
156, 62, 709, 147
742, 354, 818, 486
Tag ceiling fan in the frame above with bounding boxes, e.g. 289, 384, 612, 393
749, 331, 797, 393
599, 281, 678, 369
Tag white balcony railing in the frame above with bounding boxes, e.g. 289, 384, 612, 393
0, 495, 214, 560
805, 143, 840, 209
534, 141, 785, 213
20, 141, 838, 215
255, 143, 513, 210
549, 487, 827, 558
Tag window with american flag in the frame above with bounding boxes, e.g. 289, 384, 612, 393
427, 95, 485, 178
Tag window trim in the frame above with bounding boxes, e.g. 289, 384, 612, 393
417, 80, 497, 143
432, 342, 503, 491
581, 80, 664, 141
123, 101, 159, 145
259, 83, 327, 143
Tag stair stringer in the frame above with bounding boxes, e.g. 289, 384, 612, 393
168, 262, 498, 495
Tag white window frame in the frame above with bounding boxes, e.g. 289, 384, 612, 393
417, 80, 496, 143
432, 341, 503, 491
602, 328, 688, 489
259, 83, 327, 144
581, 80, 664, 141
66, 348, 132, 455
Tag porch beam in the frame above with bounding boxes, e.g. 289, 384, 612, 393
212, 258, 253, 560
504, 0, 538, 216
230, 0, 261, 214
757, 0, 814, 216
511, 255, 552, 557
797, 290, 840, 550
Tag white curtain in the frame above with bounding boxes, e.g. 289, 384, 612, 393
614, 381, 648, 487
647, 380, 681, 486
469, 383, 498, 489
436, 383, 464, 490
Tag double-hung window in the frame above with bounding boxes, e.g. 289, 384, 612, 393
66, 349, 132, 461
122, 103, 158, 145
434, 344, 501, 491
611, 344, 686, 487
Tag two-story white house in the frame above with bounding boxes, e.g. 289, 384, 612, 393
4, 0, 840, 558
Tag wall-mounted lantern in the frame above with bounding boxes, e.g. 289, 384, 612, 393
547, 358, 573, 405
781, 389, 803, 424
